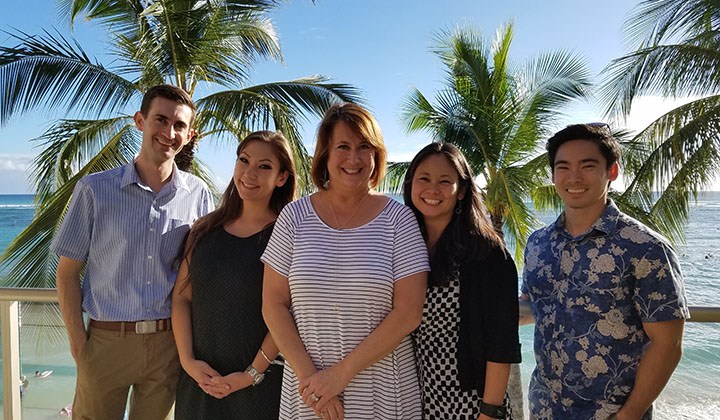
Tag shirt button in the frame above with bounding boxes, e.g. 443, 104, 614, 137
147, 255, 153, 260
152, 200, 157, 205
150, 227, 155, 232
146, 281, 151, 285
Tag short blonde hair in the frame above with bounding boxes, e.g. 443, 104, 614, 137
311, 103, 387, 189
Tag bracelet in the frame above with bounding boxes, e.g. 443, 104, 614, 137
259, 347, 273, 365
479, 401, 508, 419
260, 347, 285, 366
244, 365, 265, 386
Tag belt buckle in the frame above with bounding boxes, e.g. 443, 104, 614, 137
135, 320, 157, 334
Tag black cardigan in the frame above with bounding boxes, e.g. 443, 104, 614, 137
456, 246, 522, 395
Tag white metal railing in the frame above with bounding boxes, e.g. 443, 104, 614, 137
0, 288, 57, 420
0, 288, 719, 420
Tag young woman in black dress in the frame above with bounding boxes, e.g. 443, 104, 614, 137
403, 142, 521, 420
172, 131, 296, 419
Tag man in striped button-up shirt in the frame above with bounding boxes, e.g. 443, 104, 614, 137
52, 85, 214, 420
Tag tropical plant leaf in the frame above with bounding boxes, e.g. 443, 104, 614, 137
0, 29, 138, 125
0, 125, 142, 287
598, 0, 720, 245
402, 23, 591, 261
381, 161, 412, 196
30, 117, 137, 204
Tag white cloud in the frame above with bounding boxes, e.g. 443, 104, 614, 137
0, 154, 34, 172
0, 154, 35, 194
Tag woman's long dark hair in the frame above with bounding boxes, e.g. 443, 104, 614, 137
180, 130, 296, 265
402, 142, 503, 287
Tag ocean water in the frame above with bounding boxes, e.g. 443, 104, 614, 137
0, 193, 719, 419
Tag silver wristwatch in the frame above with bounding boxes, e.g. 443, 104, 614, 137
245, 365, 265, 386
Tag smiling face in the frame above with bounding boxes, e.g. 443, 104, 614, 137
233, 140, 289, 205
552, 139, 619, 215
410, 153, 466, 227
326, 121, 376, 192
134, 97, 195, 166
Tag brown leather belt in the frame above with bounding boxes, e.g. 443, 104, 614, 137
89, 319, 172, 334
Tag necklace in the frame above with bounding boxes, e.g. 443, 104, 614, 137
327, 192, 369, 228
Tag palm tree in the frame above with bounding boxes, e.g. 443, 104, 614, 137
388, 24, 592, 261
0, 0, 361, 291
600, 0, 720, 242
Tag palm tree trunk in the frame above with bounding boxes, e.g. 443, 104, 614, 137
174, 135, 197, 172
489, 211, 526, 418
490, 212, 505, 240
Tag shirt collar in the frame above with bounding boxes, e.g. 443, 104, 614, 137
552, 199, 621, 240
120, 161, 190, 193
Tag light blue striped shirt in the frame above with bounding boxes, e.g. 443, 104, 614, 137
51, 162, 214, 321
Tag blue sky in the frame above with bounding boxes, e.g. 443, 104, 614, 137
0, 0, 699, 193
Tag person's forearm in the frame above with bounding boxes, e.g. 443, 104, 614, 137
56, 264, 85, 344
481, 362, 510, 405
171, 291, 195, 367
617, 339, 682, 419
334, 306, 421, 382
246, 333, 280, 374
262, 302, 317, 380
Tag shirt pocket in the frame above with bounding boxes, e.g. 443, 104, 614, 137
160, 218, 191, 262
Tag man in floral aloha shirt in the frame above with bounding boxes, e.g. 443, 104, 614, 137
521, 124, 690, 420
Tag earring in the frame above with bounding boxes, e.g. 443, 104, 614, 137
322, 169, 330, 189
455, 200, 463, 215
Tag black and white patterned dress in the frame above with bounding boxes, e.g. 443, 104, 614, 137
415, 278, 483, 420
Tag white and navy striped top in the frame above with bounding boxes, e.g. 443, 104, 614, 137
51, 162, 214, 321
261, 195, 429, 420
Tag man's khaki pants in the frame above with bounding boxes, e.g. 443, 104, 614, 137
71, 326, 179, 420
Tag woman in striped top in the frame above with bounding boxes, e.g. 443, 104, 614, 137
403, 142, 521, 420
262, 103, 430, 420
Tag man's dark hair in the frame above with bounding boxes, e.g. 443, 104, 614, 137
546, 124, 621, 169
140, 84, 196, 122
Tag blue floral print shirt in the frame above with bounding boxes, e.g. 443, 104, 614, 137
522, 200, 689, 420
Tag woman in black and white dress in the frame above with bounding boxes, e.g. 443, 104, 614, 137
403, 142, 521, 420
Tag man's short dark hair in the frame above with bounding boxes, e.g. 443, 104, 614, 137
140, 84, 196, 122
546, 123, 622, 169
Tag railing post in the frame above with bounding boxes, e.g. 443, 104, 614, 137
1, 300, 22, 420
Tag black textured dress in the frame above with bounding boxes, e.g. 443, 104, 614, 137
175, 225, 283, 420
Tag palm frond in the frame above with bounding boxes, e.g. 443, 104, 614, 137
196, 77, 360, 196
617, 96, 720, 242
0, 127, 142, 288
485, 166, 540, 262
266, 108, 314, 196
623, 0, 720, 49
380, 161, 411, 195
530, 184, 564, 213
0, 29, 138, 125
518, 50, 593, 119
21, 303, 68, 358
622, 96, 720, 193
30, 117, 136, 204
601, 43, 720, 120
188, 156, 222, 199
152, 0, 283, 89
199, 78, 361, 127
60, 0, 144, 30
402, 24, 590, 255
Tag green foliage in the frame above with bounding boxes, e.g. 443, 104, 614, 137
0, 0, 362, 290
601, 0, 720, 243
397, 23, 592, 261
